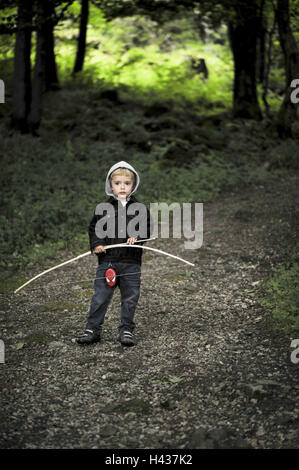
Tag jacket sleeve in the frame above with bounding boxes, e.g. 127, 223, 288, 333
88, 211, 107, 252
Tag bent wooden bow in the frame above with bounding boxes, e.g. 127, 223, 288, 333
14, 238, 194, 294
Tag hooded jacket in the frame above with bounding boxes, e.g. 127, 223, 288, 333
105, 161, 140, 198
89, 161, 152, 265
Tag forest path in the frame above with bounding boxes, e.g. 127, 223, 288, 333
1, 172, 298, 449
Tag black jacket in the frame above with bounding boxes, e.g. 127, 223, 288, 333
89, 196, 152, 265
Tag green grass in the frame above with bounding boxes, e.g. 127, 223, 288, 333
24, 331, 54, 346
0, 275, 28, 294
55, 4, 234, 107
262, 254, 299, 334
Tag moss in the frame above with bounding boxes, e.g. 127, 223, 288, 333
78, 280, 94, 289
25, 331, 54, 345
73, 290, 93, 299
164, 273, 189, 281
262, 260, 299, 334
0, 276, 28, 294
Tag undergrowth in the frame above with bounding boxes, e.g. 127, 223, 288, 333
262, 248, 299, 335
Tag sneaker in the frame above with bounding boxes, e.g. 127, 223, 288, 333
118, 330, 135, 347
76, 329, 101, 345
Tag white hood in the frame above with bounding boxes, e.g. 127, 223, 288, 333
105, 161, 140, 197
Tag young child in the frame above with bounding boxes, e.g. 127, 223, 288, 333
77, 161, 152, 347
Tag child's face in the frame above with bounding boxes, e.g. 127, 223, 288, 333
111, 174, 134, 199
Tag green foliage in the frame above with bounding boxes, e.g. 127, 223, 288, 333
54, 6, 233, 106
0, 110, 282, 272
262, 255, 299, 334
0, 1, 296, 275
0, 275, 28, 294
0, 135, 105, 269
139, 152, 268, 206
264, 139, 299, 169
0, 72, 293, 274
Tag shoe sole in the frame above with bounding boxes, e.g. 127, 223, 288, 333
76, 337, 101, 345
117, 337, 135, 347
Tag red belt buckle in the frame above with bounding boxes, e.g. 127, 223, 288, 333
105, 267, 116, 287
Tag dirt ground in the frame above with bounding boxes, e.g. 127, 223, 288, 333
0, 172, 298, 449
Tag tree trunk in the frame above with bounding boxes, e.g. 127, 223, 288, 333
28, 8, 47, 135
257, 8, 267, 85
73, 0, 89, 74
44, 1, 59, 91
228, 1, 262, 120
12, 0, 32, 133
275, 0, 299, 138
262, 13, 276, 118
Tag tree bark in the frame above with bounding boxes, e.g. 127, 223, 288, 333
228, 1, 262, 120
262, 12, 276, 118
28, 5, 47, 135
275, 0, 299, 138
73, 0, 89, 74
43, 1, 59, 91
12, 0, 32, 133
256, 1, 267, 85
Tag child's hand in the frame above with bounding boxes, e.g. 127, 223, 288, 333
127, 237, 137, 245
93, 245, 106, 253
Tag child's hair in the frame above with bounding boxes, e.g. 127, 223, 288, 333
110, 168, 135, 185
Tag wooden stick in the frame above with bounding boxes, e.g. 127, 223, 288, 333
13, 238, 156, 294
119, 245, 195, 267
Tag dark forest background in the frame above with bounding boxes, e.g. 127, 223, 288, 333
0, 0, 298, 330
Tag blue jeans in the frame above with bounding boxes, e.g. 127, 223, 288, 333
85, 262, 141, 333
